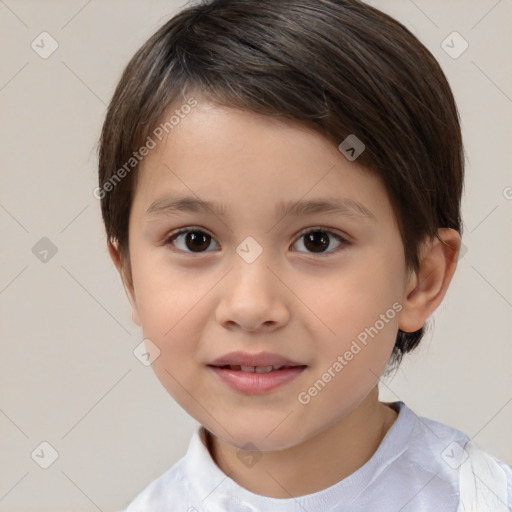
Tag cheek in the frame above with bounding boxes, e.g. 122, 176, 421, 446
296, 269, 401, 429
129, 252, 217, 382
298, 258, 403, 338
294, 258, 404, 399
130, 246, 205, 335
129, 266, 199, 399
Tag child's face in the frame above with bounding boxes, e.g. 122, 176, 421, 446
118, 98, 416, 451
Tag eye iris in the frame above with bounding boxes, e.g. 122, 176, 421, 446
176, 230, 337, 254
186, 231, 210, 252
304, 231, 329, 252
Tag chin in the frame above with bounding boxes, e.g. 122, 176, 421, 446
209, 417, 310, 453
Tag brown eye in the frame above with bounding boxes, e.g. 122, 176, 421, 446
292, 228, 347, 255
165, 228, 219, 253
303, 231, 330, 252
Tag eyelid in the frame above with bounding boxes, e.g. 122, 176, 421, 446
295, 226, 350, 242
164, 225, 351, 256
163, 226, 219, 253
292, 226, 350, 256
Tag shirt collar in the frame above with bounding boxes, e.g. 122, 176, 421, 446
181, 401, 413, 511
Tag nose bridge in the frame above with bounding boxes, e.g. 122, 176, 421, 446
215, 241, 289, 330
230, 241, 277, 298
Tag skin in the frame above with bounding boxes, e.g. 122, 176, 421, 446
109, 97, 461, 498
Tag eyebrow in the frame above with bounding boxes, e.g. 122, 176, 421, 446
145, 195, 376, 222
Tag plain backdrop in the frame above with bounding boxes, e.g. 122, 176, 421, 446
0, 1, 511, 511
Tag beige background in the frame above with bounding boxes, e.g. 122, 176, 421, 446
0, 0, 511, 511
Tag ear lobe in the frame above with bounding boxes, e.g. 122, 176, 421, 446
398, 228, 461, 333
107, 240, 141, 327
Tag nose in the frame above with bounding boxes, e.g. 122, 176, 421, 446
215, 254, 290, 333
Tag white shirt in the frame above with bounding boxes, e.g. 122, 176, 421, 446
124, 401, 512, 511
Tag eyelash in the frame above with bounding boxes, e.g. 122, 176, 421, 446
163, 226, 350, 257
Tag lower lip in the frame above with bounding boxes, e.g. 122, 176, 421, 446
208, 366, 307, 394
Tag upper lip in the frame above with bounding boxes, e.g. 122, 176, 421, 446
208, 351, 306, 367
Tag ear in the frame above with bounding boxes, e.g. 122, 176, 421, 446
398, 228, 461, 333
107, 240, 141, 327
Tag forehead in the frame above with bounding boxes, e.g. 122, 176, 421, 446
133, 100, 394, 225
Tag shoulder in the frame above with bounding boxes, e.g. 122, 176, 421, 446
393, 402, 512, 510
124, 425, 211, 512
124, 458, 190, 511
499, 460, 512, 505
458, 440, 512, 511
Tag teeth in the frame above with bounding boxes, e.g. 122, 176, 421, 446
227, 364, 287, 372
255, 365, 274, 373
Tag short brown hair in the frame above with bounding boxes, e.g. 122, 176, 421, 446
97, 0, 464, 371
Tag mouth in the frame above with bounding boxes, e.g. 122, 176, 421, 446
209, 364, 307, 373
207, 364, 308, 394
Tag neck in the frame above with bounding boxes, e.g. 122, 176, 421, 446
204, 386, 398, 498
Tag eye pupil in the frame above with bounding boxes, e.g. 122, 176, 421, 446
304, 231, 330, 252
169, 228, 343, 255
186, 231, 210, 252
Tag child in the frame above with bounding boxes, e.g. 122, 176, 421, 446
97, 0, 512, 510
